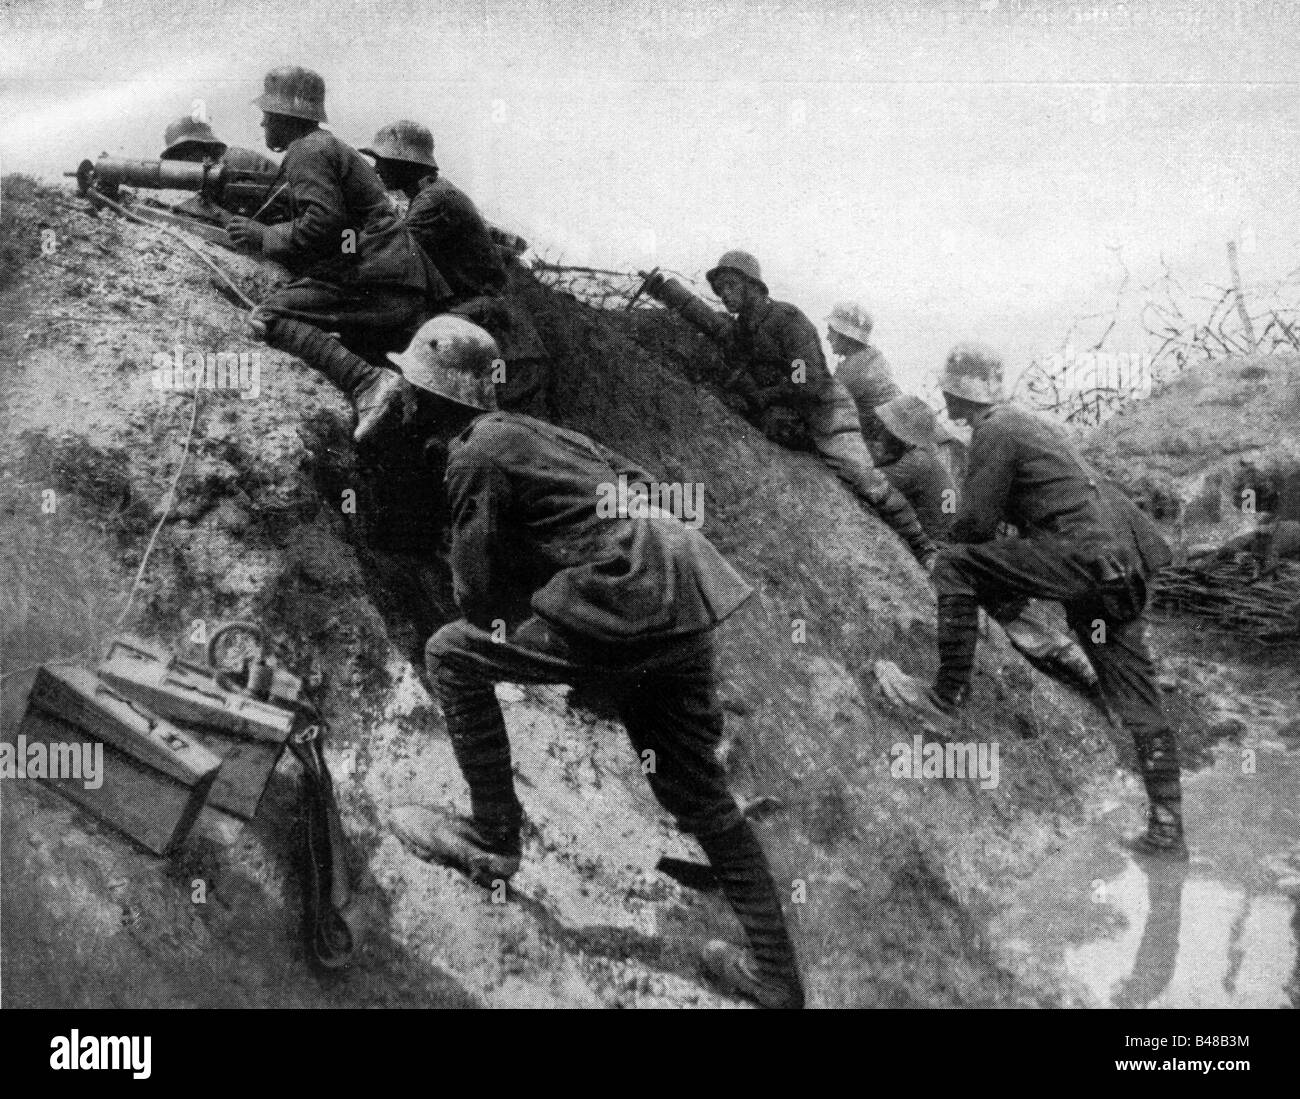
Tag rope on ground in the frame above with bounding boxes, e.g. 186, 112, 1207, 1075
0, 385, 202, 684
88, 189, 257, 310
0, 194, 224, 684
114, 384, 202, 630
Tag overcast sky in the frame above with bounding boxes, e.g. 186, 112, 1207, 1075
4, 0, 1300, 393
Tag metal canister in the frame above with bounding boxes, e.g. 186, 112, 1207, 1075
642, 273, 730, 341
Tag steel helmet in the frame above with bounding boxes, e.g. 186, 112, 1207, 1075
360, 120, 438, 171
387, 315, 500, 412
253, 66, 328, 123
826, 301, 874, 345
161, 116, 227, 161
876, 394, 939, 449
940, 342, 1005, 404
706, 250, 768, 295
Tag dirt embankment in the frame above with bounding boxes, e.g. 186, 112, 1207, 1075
1083, 350, 1300, 781
0, 175, 1200, 1008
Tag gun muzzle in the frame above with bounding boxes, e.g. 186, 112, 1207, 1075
73, 156, 217, 197
639, 271, 730, 340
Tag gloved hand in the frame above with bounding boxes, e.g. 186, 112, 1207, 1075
227, 216, 265, 250
639, 270, 668, 298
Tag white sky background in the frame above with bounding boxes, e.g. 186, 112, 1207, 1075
3, 0, 1300, 395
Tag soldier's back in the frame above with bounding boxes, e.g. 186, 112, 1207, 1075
408, 176, 506, 300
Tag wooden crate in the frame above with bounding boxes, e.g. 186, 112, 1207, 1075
97, 638, 296, 820
17, 666, 221, 856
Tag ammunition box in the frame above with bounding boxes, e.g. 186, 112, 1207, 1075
98, 638, 296, 820
18, 665, 221, 856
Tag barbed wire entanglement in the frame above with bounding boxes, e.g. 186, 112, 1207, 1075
530, 250, 709, 312
1013, 245, 1300, 428
1151, 556, 1300, 644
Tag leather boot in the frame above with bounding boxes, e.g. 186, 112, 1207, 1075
696, 820, 804, 1008
1126, 729, 1188, 862
1045, 638, 1099, 691
701, 941, 802, 1009
927, 681, 969, 716
1126, 801, 1189, 862
352, 369, 415, 446
261, 317, 415, 446
391, 805, 522, 888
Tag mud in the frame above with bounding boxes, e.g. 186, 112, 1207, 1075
995, 624, 1300, 1008
1, 176, 1292, 1009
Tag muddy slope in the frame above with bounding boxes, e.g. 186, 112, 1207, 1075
2, 175, 1164, 1008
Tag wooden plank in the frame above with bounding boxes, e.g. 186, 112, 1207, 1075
1227, 240, 1257, 350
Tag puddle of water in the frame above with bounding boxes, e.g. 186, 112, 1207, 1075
1000, 740, 1300, 1008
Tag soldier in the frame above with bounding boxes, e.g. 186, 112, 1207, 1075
929, 343, 1185, 860
158, 115, 286, 223
872, 393, 954, 542
159, 115, 278, 176
824, 302, 900, 458
245, 311, 806, 1009
230, 67, 452, 443
875, 393, 1101, 697
359, 120, 552, 418
645, 254, 934, 567
824, 303, 966, 481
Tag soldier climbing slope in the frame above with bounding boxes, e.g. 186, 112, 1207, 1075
360, 120, 552, 418
925, 343, 1187, 861
245, 311, 806, 1009
229, 66, 452, 443
824, 302, 966, 481
873, 393, 1101, 699
643, 255, 935, 568
870, 393, 954, 543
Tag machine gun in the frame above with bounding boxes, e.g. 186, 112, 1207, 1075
70, 154, 530, 265
68, 155, 291, 245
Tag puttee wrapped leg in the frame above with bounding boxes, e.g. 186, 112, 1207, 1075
262, 316, 415, 444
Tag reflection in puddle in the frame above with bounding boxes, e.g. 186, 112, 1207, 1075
1003, 742, 1300, 1008
1067, 865, 1295, 1007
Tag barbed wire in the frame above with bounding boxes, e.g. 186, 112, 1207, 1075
529, 250, 710, 312
1015, 247, 1300, 428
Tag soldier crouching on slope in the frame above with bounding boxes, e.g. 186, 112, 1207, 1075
229, 66, 452, 443
359, 120, 553, 419
245, 312, 805, 1008
643, 254, 935, 569
874, 393, 1102, 700
929, 343, 1187, 861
